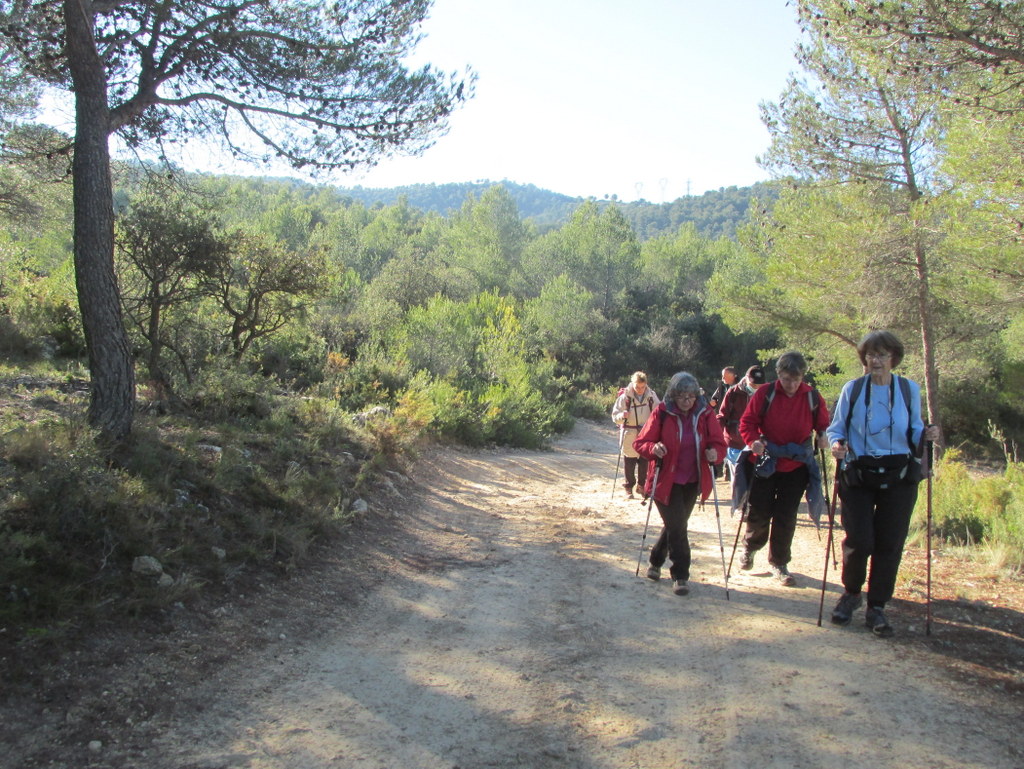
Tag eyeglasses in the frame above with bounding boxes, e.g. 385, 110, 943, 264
865, 352, 892, 361
673, 393, 697, 402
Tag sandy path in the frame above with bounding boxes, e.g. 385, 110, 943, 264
123, 419, 1019, 769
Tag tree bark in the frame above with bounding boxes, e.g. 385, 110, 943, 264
914, 236, 943, 452
65, 0, 135, 440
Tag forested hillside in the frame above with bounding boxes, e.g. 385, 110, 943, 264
330, 179, 774, 240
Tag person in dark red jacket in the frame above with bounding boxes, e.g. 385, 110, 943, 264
717, 364, 766, 507
738, 352, 830, 586
634, 372, 728, 597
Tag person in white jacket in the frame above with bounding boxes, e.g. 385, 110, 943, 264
612, 371, 661, 499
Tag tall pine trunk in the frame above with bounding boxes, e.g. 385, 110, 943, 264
65, 0, 135, 440
915, 237, 942, 449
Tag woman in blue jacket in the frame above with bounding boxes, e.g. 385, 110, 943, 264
826, 330, 940, 637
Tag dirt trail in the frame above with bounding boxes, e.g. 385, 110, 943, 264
8, 420, 1023, 768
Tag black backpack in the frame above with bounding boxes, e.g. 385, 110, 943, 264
843, 374, 915, 451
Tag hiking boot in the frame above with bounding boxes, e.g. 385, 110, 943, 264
830, 591, 863, 626
770, 563, 796, 586
672, 580, 689, 596
865, 606, 894, 637
645, 565, 661, 581
624, 490, 635, 500
738, 549, 754, 571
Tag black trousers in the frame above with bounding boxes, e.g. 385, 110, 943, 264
743, 466, 808, 567
649, 482, 700, 581
623, 456, 648, 492
839, 480, 919, 607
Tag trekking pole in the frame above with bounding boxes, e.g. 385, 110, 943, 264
611, 426, 625, 500
926, 436, 934, 636
634, 459, 662, 576
819, 447, 838, 567
817, 448, 843, 627
726, 491, 748, 579
710, 468, 730, 600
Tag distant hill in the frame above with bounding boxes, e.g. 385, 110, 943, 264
335, 180, 778, 241
335, 181, 579, 230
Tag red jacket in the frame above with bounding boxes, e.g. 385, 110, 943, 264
717, 382, 751, 450
633, 401, 728, 504
739, 380, 830, 473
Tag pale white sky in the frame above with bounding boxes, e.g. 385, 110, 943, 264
340, 0, 805, 202
44, 1, 804, 204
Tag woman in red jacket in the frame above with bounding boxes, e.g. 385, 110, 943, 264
738, 351, 831, 586
634, 372, 728, 596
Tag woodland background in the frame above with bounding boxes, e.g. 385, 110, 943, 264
1, 1, 1023, 635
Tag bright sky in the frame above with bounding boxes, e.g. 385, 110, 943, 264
339, 0, 805, 203
45, 1, 804, 204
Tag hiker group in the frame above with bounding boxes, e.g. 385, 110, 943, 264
612, 330, 940, 637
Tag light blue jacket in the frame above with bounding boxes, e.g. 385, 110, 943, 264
826, 374, 925, 460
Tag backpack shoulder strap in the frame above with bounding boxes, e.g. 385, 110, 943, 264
809, 388, 823, 436
808, 389, 820, 415
759, 383, 820, 424
843, 375, 869, 442
759, 384, 776, 420
896, 374, 915, 451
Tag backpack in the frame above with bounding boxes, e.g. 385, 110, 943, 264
613, 386, 652, 412
840, 374, 923, 488
843, 374, 915, 451
612, 387, 655, 433
759, 383, 823, 439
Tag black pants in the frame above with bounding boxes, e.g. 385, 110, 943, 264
839, 480, 919, 607
623, 456, 648, 492
649, 482, 700, 581
743, 466, 808, 567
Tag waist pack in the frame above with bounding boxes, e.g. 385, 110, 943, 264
842, 454, 915, 490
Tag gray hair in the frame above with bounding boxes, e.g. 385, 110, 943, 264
664, 371, 701, 401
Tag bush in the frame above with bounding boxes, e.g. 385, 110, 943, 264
321, 344, 411, 412
359, 383, 435, 460
0, 375, 376, 632
183, 362, 278, 421
913, 451, 1024, 571
573, 385, 619, 421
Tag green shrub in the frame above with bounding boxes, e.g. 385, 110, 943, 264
322, 344, 411, 411
183, 362, 278, 421
573, 385, 619, 421
257, 327, 328, 389
359, 383, 435, 460
913, 452, 1024, 571
0, 371, 374, 632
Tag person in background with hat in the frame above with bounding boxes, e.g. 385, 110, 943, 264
718, 365, 766, 511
